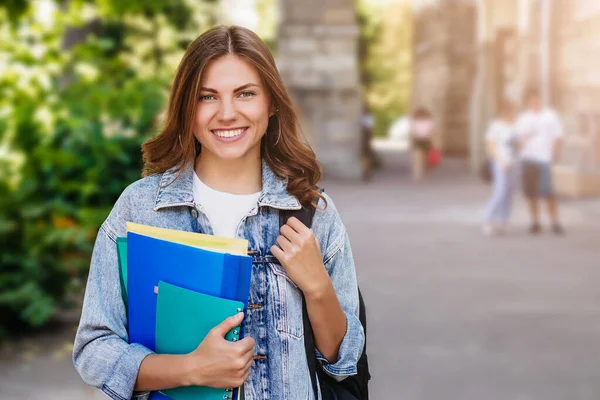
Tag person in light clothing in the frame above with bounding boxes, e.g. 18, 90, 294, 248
483, 101, 519, 235
516, 88, 565, 235
409, 107, 436, 181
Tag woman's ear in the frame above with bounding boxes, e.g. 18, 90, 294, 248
269, 104, 277, 118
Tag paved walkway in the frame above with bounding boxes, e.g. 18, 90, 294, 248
2, 149, 600, 399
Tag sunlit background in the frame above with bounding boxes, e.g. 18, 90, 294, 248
1, 0, 600, 399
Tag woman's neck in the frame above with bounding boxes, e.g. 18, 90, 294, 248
194, 152, 262, 195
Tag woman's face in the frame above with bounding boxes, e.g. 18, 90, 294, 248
194, 54, 273, 163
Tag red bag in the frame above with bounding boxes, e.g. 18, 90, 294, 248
426, 147, 441, 167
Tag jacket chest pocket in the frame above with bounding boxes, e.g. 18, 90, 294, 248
267, 262, 304, 339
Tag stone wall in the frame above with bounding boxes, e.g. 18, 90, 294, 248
412, 3, 449, 148
277, 0, 362, 180
551, 0, 600, 196
444, 2, 476, 156
554, 1, 600, 121
412, 0, 475, 156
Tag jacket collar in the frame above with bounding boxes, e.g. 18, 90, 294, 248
154, 160, 301, 211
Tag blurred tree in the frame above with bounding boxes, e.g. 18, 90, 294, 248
256, 0, 277, 50
357, 0, 412, 138
0, 0, 217, 337
2, 0, 28, 23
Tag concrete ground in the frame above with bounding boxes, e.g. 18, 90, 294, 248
1, 148, 600, 400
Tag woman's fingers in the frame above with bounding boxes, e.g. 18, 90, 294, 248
284, 216, 309, 234
279, 223, 300, 242
276, 234, 293, 253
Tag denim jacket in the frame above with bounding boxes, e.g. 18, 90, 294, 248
73, 160, 365, 400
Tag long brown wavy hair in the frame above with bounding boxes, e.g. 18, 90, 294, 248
142, 25, 324, 208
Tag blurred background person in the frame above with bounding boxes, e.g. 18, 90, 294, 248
361, 104, 381, 181
516, 88, 565, 235
409, 107, 435, 182
482, 101, 519, 236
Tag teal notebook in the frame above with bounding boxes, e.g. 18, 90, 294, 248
155, 281, 244, 400
116, 237, 128, 306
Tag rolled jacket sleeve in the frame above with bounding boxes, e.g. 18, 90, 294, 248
316, 230, 365, 381
73, 222, 153, 400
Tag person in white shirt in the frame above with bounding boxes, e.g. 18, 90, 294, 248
516, 88, 564, 235
192, 173, 261, 238
482, 101, 519, 235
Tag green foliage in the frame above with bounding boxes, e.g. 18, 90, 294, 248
0, 0, 217, 337
357, 0, 412, 137
0, 0, 27, 24
255, 0, 277, 50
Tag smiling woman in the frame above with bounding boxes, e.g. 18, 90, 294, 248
72, 25, 365, 400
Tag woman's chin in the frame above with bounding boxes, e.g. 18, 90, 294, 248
199, 138, 262, 163
212, 147, 258, 163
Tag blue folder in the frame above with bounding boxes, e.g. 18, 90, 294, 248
126, 232, 252, 352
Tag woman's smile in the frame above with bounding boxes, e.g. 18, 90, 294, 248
211, 127, 249, 142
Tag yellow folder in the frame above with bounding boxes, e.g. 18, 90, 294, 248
126, 222, 248, 256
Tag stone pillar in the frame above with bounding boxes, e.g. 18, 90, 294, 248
411, 0, 475, 157
277, 0, 363, 180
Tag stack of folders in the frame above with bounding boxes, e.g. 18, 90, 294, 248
116, 222, 252, 400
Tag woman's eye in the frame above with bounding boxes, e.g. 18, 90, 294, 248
239, 91, 255, 98
199, 94, 215, 101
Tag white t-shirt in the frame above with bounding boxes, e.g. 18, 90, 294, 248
192, 173, 261, 238
516, 108, 563, 163
486, 120, 517, 165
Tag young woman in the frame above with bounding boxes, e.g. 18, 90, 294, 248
73, 26, 364, 400
482, 101, 519, 235
409, 107, 436, 181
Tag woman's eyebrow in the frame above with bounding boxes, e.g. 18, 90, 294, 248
199, 83, 260, 93
234, 83, 260, 91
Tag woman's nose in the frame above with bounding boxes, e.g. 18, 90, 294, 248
218, 99, 237, 121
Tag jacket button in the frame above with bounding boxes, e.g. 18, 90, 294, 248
191, 209, 198, 219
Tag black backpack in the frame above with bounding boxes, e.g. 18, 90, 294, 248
279, 206, 370, 400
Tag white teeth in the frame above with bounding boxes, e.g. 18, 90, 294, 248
213, 128, 245, 138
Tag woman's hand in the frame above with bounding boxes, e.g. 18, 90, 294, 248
184, 312, 255, 388
270, 216, 330, 297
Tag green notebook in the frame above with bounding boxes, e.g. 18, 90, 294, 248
155, 281, 244, 400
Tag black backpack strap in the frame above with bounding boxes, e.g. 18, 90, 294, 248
278, 207, 316, 231
277, 186, 323, 230
279, 204, 320, 400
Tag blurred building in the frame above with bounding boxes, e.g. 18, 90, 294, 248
412, 0, 600, 197
277, 0, 363, 180
411, 0, 475, 156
